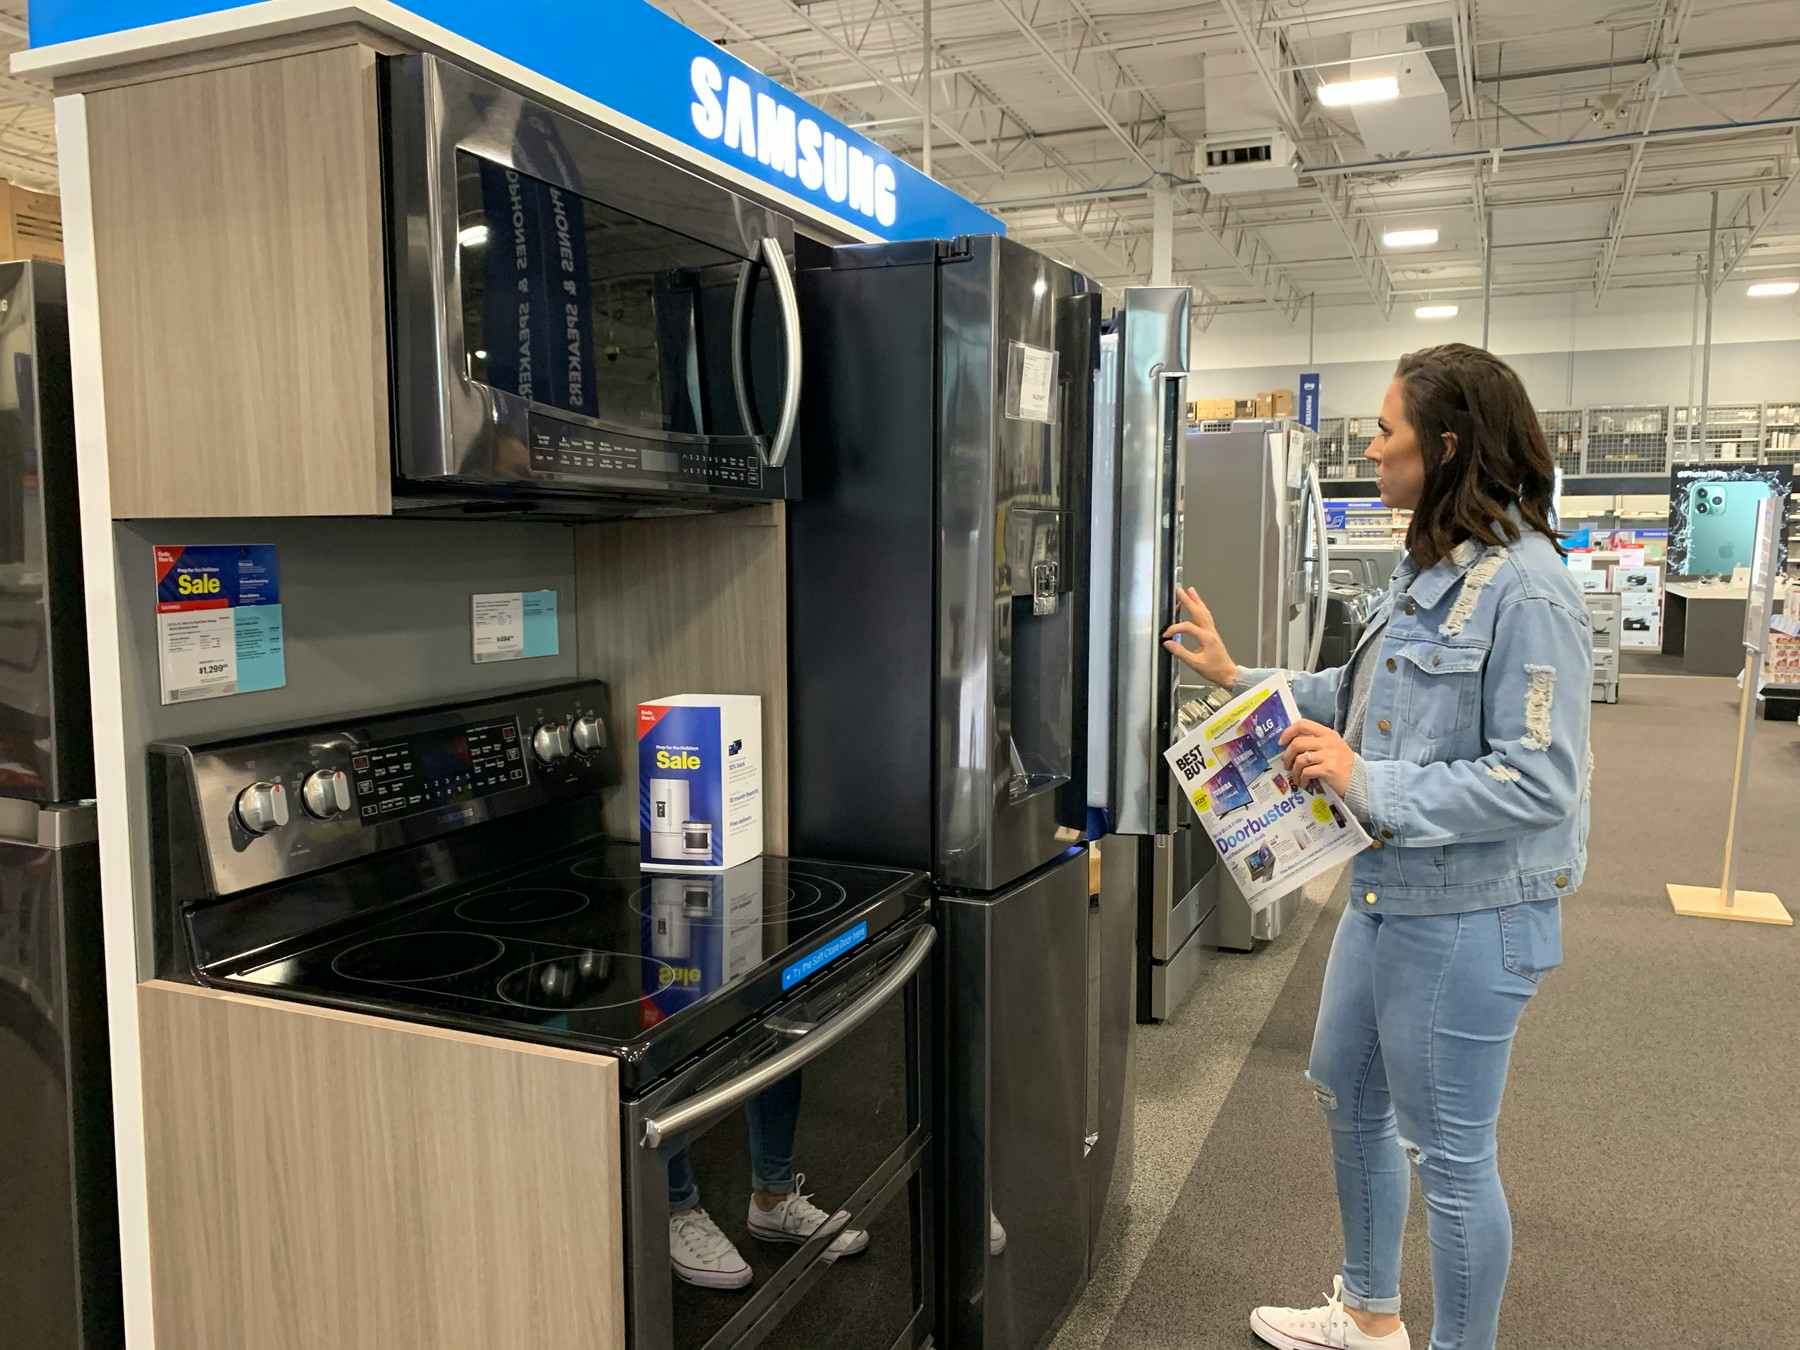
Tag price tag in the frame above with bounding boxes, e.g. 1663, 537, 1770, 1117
472, 590, 559, 663
154, 545, 284, 706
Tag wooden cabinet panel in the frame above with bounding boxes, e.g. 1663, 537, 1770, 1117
577, 507, 789, 850
87, 45, 391, 518
138, 980, 625, 1350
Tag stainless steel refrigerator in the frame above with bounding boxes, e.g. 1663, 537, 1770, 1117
1181, 418, 1330, 950
792, 236, 1100, 1350
1086, 287, 1222, 1026
0, 260, 122, 1349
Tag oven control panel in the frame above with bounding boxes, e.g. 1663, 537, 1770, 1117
152, 681, 616, 900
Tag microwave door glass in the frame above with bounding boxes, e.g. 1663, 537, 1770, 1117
453, 152, 777, 443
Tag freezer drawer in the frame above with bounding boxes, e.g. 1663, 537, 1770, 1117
937, 849, 1090, 1350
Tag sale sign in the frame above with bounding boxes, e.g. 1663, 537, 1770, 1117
153, 544, 285, 705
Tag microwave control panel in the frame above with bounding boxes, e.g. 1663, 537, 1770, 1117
528, 414, 769, 492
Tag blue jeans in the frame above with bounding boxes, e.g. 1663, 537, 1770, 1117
1308, 899, 1562, 1350
667, 1073, 803, 1210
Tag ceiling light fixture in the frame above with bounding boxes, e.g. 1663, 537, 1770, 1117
1747, 280, 1799, 298
1415, 304, 1459, 319
458, 224, 490, 248
1318, 76, 1400, 109
1382, 228, 1440, 250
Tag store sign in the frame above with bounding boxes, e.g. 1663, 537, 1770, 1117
28, 0, 1001, 242
1298, 372, 1321, 431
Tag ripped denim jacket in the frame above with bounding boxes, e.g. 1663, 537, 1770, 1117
1240, 529, 1594, 915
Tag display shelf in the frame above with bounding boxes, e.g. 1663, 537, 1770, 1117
1540, 409, 1583, 476
1585, 405, 1669, 476
1342, 416, 1380, 480
1316, 416, 1348, 477
1674, 404, 1762, 462
1764, 401, 1800, 461
1197, 419, 1234, 433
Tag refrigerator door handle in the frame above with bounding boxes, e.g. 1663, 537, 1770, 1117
1306, 462, 1330, 672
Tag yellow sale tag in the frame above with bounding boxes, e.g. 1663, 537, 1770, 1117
1191, 788, 1212, 814
1311, 797, 1333, 824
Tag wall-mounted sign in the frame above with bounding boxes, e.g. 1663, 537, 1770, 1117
471, 590, 559, 664
27, 0, 1002, 243
153, 544, 285, 705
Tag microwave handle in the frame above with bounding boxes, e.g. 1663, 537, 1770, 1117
760, 237, 802, 470
640, 923, 933, 1150
729, 261, 758, 439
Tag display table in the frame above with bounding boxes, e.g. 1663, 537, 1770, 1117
1662, 581, 1791, 676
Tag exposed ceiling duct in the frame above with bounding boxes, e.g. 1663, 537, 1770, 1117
1195, 47, 1302, 193
1345, 26, 1454, 157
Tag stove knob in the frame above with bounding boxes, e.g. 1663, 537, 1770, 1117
532, 721, 572, 764
301, 768, 352, 820
235, 781, 289, 836
571, 714, 607, 755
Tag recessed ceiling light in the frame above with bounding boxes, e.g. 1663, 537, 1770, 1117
1318, 76, 1400, 108
1747, 280, 1799, 298
1383, 228, 1439, 250
1415, 304, 1459, 319
458, 224, 490, 248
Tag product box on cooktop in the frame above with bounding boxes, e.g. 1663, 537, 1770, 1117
638, 694, 763, 871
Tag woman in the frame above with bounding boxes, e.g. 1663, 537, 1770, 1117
1164, 344, 1591, 1350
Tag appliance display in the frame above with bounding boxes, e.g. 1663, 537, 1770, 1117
790, 236, 1098, 892
1181, 420, 1330, 954
150, 686, 934, 1350
0, 260, 124, 1350
383, 55, 802, 519
790, 236, 1101, 1350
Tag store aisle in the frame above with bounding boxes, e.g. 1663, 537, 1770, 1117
1062, 675, 1800, 1349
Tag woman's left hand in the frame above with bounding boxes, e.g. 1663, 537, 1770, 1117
1279, 720, 1355, 796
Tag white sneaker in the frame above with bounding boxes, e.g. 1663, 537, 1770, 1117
746, 1174, 870, 1261
670, 1207, 753, 1290
1250, 1276, 1410, 1350
989, 1212, 1007, 1256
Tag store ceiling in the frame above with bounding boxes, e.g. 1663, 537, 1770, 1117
1, 2, 1795, 317
654, 0, 1800, 317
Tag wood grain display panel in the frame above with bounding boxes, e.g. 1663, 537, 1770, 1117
86, 45, 392, 517
138, 981, 625, 1350
577, 506, 789, 850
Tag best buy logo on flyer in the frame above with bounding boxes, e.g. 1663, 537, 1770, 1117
1192, 788, 1212, 814
1311, 797, 1333, 824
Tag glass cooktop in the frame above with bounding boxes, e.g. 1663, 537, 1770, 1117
223, 843, 924, 1090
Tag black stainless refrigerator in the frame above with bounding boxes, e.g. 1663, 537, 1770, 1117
0, 260, 122, 1349
1086, 287, 1223, 1029
1182, 419, 1330, 950
791, 236, 1099, 1350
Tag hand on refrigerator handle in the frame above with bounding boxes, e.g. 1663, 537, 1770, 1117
1279, 720, 1354, 796
1162, 584, 1238, 688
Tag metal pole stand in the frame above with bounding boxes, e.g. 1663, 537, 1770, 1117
1667, 496, 1793, 926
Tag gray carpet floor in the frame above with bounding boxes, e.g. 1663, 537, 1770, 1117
1080, 675, 1800, 1349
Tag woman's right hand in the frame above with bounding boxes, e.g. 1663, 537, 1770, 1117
1163, 585, 1238, 688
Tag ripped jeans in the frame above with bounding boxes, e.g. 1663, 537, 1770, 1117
1308, 898, 1562, 1350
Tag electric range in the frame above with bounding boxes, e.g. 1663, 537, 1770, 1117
149, 683, 937, 1350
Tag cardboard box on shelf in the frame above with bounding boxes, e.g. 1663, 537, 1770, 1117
1270, 388, 1297, 417
1189, 398, 1237, 422
1235, 398, 1259, 418
1254, 393, 1276, 419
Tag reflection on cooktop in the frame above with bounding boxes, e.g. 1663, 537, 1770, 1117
497, 951, 640, 1011
627, 871, 849, 927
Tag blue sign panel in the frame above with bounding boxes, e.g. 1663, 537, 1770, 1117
29, 0, 1001, 242
781, 921, 869, 990
1298, 372, 1321, 432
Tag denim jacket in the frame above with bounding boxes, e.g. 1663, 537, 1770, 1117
1242, 527, 1593, 915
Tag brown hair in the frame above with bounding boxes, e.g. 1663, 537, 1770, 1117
1393, 343, 1563, 571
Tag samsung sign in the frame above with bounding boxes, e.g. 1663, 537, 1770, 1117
690, 56, 898, 228
29, 0, 1000, 242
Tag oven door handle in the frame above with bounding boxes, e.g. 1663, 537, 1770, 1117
640, 924, 934, 1150
760, 237, 802, 470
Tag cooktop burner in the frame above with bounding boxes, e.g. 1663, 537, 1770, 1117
333, 931, 505, 984
222, 842, 925, 1088
453, 887, 591, 926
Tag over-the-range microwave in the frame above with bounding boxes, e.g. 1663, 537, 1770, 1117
383, 55, 802, 519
